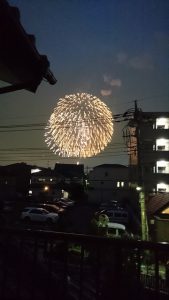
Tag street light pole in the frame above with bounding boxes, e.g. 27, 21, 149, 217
138, 189, 149, 240
134, 101, 149, 241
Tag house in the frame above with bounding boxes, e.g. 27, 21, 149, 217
146, 193, 169, 242
0, 163, 31, 198
29, 167, 65, 201
54, 163, 84, 185
87, 164, 131, 203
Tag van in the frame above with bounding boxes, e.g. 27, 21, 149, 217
107, 222, 126, 238
106, 209, 128, 224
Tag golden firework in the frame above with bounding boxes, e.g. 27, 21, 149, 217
44, 93, 113, 157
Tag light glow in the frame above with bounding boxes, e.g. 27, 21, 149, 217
31, 168, 41, 174
44, 186, 49, 191
45, 93, 113, 158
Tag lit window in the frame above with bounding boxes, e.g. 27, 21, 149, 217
117, 181, 124, 187
158, 188, 166, 192
157, 145, 165, 150
156, 138, 169, 151
162, 208, 169, 214
156, 118, 169, 129
157, 182, 169, 193
158, 166, 166, 173
156, 161, 169, 174
31, 168, 41, 174
157, 125, 165, 129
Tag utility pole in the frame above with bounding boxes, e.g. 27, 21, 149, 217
134, 100, 149, 241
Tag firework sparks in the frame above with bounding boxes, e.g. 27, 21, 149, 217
45, 93, 113, 158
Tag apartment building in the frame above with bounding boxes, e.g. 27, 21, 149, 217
128, 111, 169, 193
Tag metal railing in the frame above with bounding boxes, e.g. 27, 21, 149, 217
0, 227, 169, 300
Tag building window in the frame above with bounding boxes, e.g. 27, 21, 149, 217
156, 118, 169, 129
157, 182, 169, 193
157, 145, 165, 150
156, 161, 169, 174
117, 181, 124, 187
156, 138, 169, 151
158, 188, 166, 192
157, 125, 165, 129
158, 166, 166, 173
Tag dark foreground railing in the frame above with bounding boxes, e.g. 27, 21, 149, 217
0, 228, 169, 300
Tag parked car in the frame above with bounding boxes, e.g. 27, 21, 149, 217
107, 222, 126, 238
36, 203, 62, 213
55, 198, 75, 208
20, 207, 59, 224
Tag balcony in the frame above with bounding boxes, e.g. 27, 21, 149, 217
0, 227, 169, 300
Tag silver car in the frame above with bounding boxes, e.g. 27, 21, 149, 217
21, 207, 59, 224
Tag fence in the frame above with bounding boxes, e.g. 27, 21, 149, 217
0, 227, 169, 300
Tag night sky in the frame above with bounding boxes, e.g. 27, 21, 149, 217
0, 0, 169, 170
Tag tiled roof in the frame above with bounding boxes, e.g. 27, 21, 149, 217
146, 193, 169, 216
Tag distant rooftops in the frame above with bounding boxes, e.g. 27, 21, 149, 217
93, 164, 128, 169
54, 163, 84, 178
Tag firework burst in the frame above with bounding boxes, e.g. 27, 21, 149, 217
44, 93, 113, 158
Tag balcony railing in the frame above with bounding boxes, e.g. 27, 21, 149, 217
0, 227, 169, 300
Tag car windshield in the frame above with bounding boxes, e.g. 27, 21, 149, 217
40, 209, 49, 214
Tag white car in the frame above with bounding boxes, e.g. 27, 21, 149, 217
107, 222, 126, 237
21, 207, 59, 224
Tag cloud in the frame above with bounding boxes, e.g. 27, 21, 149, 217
117, 52, 154, 70
129, 54, 154, 70
154, 31, 169, 51
103, 75, 122, 87
100, 89, 112, 96
129, 55, 154, 70
103, 74, 111, 84
109, 79, 122, 87
154, 31, 169, 45
117, 52, 128, 64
